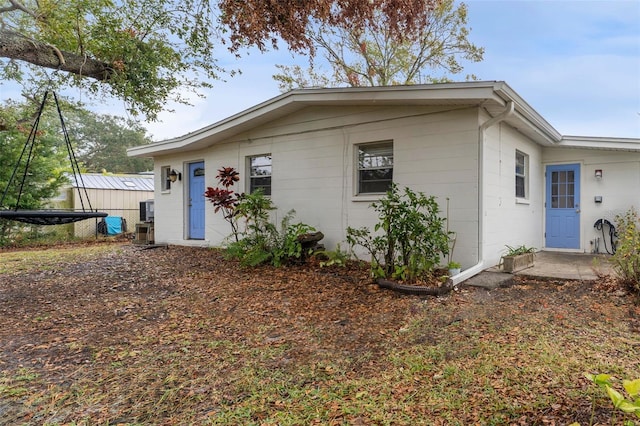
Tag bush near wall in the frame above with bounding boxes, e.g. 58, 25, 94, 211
612, 207, 640, 295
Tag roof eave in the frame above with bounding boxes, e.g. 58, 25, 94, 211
492, 82, 562, 146
128, 81, 566, 158
556, 135, 640, 151
128, 91, 295, 158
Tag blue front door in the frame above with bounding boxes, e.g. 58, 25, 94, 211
545, 164, 580, 249
189, 162, 205, 240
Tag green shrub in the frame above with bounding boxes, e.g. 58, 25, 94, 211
226, 208, 315, 267
270, 214, 316, 267
316, 244, 350, 268
346, 184, 450, 283
447, 261, 461, 270
205, 167, 317, 267
611, 207, 640, 294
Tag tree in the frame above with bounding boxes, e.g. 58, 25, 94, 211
0, 95, 153, 174
218, 0, 439, 52
0, 98, 69, 211
273, 0, 483, 90
1, 0, 439, 119
0, 0, 222, 120
64, 110, 153, 173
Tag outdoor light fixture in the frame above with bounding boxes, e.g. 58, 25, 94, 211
169, 169, 182, 182
595, 169, 603, 179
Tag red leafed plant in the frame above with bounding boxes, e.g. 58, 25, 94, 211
203, 187, 238, 215
204, 167, 243, 241
217, 167, 240, 187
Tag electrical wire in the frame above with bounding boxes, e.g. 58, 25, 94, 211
594, 219, 617, 255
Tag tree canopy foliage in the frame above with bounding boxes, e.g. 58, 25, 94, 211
0, 96, 153, 214
274, 0, 483, 90
0, 98, 69, 211
1, 0, 439, 120
65, 111, 153, 174
1, 0, 222, 120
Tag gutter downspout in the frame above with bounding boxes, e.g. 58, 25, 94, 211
452, 101, 515, 286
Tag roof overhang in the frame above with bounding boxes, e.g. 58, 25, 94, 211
490, 83, 561, 145
554, 135, 640, 152
128, 81, 630, 158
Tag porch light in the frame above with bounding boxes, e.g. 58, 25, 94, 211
169, 169, 182, 182
594, 169, 603, 179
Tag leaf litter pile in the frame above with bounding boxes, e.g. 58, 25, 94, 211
0, 243, 638, 425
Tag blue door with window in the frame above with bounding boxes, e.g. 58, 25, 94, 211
189, 162, 205, 240
545, 164, 580, 249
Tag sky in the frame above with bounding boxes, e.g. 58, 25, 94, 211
2, 0, 640, 141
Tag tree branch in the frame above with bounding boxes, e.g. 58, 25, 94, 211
0, 28, 114, 81
0, 0, 37, 17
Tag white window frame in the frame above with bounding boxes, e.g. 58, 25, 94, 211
161, 165, 172, 192
247, 154, 272, 195
356, 141, 394, 195
515, 150, 528, 200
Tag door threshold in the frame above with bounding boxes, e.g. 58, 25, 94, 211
542, 248, 585, 253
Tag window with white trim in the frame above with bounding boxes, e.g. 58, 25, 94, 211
515, 150, 528, 199
161, 166, 172, 191
248, 154, 272, 195
357, 141, 394, 194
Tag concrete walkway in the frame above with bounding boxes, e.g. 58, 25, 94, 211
463, 251, 614, 290
511, 251, 612, 280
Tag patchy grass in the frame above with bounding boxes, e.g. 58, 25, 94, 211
0, 243, 121, 274
0, 244, 638, 425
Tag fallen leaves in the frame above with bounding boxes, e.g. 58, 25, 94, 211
0, 244, 638, 424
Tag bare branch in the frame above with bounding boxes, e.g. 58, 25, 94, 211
0, 0, 38, 18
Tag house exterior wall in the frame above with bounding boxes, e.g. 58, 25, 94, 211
541, 147, 640, 254
134, 84, 640, 280
153, 151, 208, 245
153, 105, 481, 268
482, 118, 544, 267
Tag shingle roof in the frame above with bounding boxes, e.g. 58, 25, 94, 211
69, 173, 154, 191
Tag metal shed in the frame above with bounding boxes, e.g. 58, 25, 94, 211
53, 173, 154, 238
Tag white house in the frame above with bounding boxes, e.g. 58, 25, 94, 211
128, 82, 640, 283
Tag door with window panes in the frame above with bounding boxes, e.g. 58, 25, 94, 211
545, 164, 581, 249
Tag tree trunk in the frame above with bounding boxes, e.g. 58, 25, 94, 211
0, 28, 113, 81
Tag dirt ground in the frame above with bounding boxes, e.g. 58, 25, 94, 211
0, 243, 638, 425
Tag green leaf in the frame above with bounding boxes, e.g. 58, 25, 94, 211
606, 385, 626, 407
616, 400, 640, 414
585, 373, 612, 387
623, 378, 640, 398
